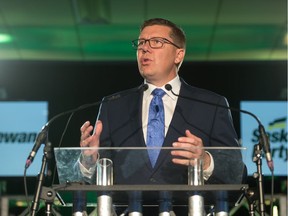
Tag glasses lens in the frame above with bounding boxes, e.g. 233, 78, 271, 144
132, 40, 138, 48
149, 38, 163, 48
132, 39, 144, 49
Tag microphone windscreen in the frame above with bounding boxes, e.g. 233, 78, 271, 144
141, 84, 149, 91
165, 84, 172, 91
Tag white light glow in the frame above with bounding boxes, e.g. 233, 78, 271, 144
0, 34, 12, 43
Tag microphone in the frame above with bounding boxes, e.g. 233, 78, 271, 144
25, 126, 49, 168
155, 105, 159, 112
165, 84, 274, 172
25, 83, 149, 169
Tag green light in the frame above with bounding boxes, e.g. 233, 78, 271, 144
0, 34, 12, 43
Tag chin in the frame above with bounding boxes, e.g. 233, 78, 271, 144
140, 67, 154, 74
141, 72, 155, 81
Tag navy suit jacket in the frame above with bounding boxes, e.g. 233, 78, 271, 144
95, 79, 245, 185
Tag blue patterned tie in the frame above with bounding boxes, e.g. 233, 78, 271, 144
147, 88, 166, 167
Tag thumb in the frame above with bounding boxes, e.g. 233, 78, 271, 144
94, 120, 103, 138
185, 129, 193, 137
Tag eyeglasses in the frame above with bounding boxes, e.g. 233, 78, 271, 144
132, 37, 181, 50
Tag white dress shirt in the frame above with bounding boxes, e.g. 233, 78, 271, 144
142, 76, 180, 141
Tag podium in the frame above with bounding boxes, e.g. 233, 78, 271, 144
51, 146, 247, 215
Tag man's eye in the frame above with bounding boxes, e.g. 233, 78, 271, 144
138, 40, 145, 46
152, 39, 162, 44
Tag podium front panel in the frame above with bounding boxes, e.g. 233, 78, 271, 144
53, 147, 247, 207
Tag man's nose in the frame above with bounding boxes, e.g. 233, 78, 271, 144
140, 40, 150, 51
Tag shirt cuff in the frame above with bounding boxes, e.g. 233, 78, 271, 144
78, 156, 97, 179
203, 151, 214, 181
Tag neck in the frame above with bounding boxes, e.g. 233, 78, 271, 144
145, 74, 177, 87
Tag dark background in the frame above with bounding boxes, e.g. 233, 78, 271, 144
0, 60, 286, 143
0, 59, 286, 215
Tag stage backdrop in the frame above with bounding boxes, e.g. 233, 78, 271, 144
240, 101, 287, 176
0, 101, 48, 176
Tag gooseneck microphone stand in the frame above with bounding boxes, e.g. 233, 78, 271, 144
252, 143, 266, 216
30, 142, 57, 216
241, 134, 268, 216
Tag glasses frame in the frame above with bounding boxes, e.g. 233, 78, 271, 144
132, 37, 181, 50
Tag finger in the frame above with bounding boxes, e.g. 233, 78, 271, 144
177, 136, 197, 146
178, 130, 196, 140
185, 129, 194, 137
80, 121, 91, 134
172, 158, 191, 166
171, 149, 198, 159
82, 129, 101, 148
173, 142, 201, 153
80, 122, 90, 140
178, 138, 203, 150
94, 120, 103, 138
172, 141, 203, 159
80, 120, 102, 149
82, 134, 95, 146
81, 126, 94, 141
179, 130, 200, 142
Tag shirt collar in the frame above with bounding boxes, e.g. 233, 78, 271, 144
143, 75, 181, 100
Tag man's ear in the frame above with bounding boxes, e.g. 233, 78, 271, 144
175, 49, 185, 70
175, 49, 185, 65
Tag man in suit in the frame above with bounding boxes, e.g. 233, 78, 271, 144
77, 18, 245, 215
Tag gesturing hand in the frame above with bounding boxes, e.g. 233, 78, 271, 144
171, 130, 211, 170
79, 120, 102, 167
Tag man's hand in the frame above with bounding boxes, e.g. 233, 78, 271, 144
171, 130, 211, 170
79, 120, 102, 166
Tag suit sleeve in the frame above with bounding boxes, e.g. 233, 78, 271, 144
206, 97, 246, 184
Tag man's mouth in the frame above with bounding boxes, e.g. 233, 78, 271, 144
141, 57, 151, 65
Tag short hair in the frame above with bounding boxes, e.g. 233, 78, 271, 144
140, 18, 186, 49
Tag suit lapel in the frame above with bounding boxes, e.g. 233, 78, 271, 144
127, 89, 153, 169
128, 90, 146, 147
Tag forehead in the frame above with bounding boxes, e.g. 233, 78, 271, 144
139, 25, 172, 39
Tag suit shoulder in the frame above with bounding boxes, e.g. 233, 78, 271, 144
183, 83, 224, 100
102, 86, 141, 102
